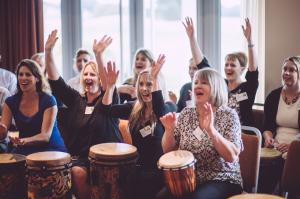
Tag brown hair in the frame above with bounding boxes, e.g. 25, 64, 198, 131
225, 52, 248, 67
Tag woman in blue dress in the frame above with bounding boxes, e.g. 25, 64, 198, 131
0, 59, 66, 155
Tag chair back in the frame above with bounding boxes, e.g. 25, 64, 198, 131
281, 140, 300, 194
240, 125, 262, 193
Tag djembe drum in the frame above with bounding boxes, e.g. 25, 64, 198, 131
158, 150, 197, 198
89, 143, 138, 199
0, 153, 27, 199
26, 151, 72, 199
258, 147, 283, 193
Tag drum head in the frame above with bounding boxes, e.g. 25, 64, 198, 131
26, 151, 71, 167
158, 150, 195, 169
0, 153, 26, 164
89, 143, 137, 161
261, 148, 282, 159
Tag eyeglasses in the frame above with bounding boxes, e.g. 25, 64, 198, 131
282, 67, 298, 73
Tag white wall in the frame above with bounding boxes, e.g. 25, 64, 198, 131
265, 0, 300, 96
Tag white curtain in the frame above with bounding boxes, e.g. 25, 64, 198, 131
241, 0, 265, 103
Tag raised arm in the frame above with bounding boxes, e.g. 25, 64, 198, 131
93, 35, 113, 90
45, 30, 60, 80
151, 54, 166, 92
242, 18, 258, 71
182, 17, 204, 65
102, 61, 119, 105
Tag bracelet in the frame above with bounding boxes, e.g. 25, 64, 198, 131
248, 44, 254, 48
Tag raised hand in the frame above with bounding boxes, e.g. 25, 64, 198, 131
182, 17, 195, 39
160, 112, 177, 133
168, 91, 177, 104
93, 35, 113, 56
45, 30, 58, 52
197, 102, 215, 135
104, 61, 119, 88
242, 18, 252, 43
151, 54, 166, 79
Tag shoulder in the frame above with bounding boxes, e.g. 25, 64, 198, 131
266, 87, 282, 100
216, 106, 239, 120
40, 93, 57, 107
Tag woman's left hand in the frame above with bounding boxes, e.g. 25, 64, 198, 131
151, 54, 166, 79
242, 18, 252, 43
276, 143, 290, 154
9, 137, 25, 146
104, 61, 119, 88
93, 35, 113, 56
198, 102, 215, 137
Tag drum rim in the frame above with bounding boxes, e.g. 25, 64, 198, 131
158, 150, 195, 169
260, 147, 282, 159
89, 143, 138, 160
0, 153, 26, 164
158, 159, 197, 170
26, 151, 71, 167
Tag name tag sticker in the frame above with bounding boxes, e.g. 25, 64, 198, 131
85, 106, 94, 115
139, 125, 152, 138
192, 126, 204, 141
236, 92, 248, 102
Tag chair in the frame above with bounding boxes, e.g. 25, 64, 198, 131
239, 125, 262, 193
252, 109, 264, 134
118, 120, 132, 145
281, 140, 300, 198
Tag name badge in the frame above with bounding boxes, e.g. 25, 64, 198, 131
236, 92, 248, 102
192, 126, 205, 141
85, 106, 94, 115
139, 125, 152, 138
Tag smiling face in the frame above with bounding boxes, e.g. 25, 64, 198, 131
224, 57, 244, 82
134, 52, 152, 75
193, 77, 211, 106
81, 63, 100, 94
282, 60, 299, 87
17, 65, 39, 93
137, 72, 153, 103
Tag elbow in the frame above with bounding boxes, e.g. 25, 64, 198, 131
224, 153, 239, 163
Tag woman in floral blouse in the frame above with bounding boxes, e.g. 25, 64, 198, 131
157, 68, 243, 199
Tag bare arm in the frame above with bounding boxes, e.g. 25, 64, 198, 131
199, 103, 240, 162
242, 18, 258, 71
0, 103, 12, 139
182, 17, 204, 64
160, 112, 178, 153
151, 54, 166, 92
102, 61, 119, 105
19, 106, 57, 146
45, 30, 60, 80
93, 35, 113, 90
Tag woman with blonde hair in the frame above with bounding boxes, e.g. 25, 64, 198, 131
45, 30, 122, 199
0, 59, 66, 155
101, 54, 176, 199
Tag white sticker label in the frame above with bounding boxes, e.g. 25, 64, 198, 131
192, 126, 205, 141
235, 92, 248, 102
85, 106, 94, 115
139, 125, 152, 138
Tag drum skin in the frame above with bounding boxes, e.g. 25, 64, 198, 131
89, 143, 138, 199
26, 152, 72, 199
158, 150, 197, 198
0, 153, 27, 199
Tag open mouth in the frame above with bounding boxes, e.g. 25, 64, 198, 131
85, 79, 93, 86
20, 82, 29, 86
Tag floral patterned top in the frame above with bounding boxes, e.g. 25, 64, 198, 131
174, 106, 243, 186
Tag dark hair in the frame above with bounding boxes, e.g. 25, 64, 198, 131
16, 59, 50, 94
75, 49, 92, 59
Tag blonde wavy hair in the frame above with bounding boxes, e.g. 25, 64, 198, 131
79, 61, 101, 95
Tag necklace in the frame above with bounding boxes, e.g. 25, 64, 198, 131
283, 89, 299, 105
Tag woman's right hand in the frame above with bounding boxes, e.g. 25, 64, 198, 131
160, 112, 177, 134
182, 17, 195, 39
93, 35, 112, 56
45, 30, 58, 52
263, 131, 275, 148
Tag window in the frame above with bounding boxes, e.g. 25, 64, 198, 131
221, 0, 243, 77
43, 0, 63, 75
143, 0, 197, 96
81, 0, 130, 82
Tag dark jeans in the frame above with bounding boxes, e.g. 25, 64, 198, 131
155, 180, 242, 199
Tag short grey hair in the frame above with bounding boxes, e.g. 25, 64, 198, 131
192, 68, 228, 107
